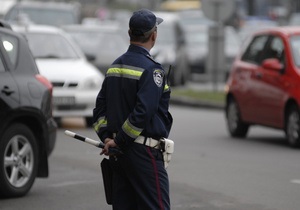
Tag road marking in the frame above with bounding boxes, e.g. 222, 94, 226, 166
290, 179, 300, 184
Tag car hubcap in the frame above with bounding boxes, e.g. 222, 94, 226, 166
4, 135, 34, 188
228, 102, 238, 132
287, 111, 299, 145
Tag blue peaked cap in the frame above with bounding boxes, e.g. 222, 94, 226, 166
129, 9, 163, 36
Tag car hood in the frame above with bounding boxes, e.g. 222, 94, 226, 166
35, 59, 103, 81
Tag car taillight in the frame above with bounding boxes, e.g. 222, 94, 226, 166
36, 74, 53, 116
35, 74, 53, 94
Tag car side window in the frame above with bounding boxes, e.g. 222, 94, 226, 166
263, 36, 285, 64
241, 35, 269, 64
1, 34, 18, 67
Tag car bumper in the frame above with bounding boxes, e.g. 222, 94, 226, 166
52, 89, 98, 118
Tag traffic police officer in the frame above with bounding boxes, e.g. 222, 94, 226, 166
93, 9, 173, 210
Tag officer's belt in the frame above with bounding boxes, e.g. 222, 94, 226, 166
135, 136, 161, 149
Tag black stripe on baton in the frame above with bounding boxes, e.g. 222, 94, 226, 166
74, 133, 87, 142
74, 133, 104, 149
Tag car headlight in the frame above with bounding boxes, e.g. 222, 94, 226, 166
82, 77, 102, 90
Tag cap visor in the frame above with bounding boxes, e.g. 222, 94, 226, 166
156, 17, 163, 25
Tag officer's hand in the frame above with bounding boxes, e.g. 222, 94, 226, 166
101, 138, 117, 156
104, 138, 112, 144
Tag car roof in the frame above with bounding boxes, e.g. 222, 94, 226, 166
253, 26, 300, 37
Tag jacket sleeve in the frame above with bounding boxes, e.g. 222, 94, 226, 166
93, 78, 110, 142
114, 67, 165, 146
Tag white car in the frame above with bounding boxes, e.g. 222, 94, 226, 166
13, 24, 104, 126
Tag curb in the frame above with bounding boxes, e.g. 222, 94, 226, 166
170, 96, 225, 110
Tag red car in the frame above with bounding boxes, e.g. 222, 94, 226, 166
225, 26, 300, 147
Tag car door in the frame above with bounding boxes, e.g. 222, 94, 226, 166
237, 35, 270, 123
254, 35, 287, 127
0, 32, 20, 118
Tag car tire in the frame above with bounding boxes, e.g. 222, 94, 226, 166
0, 123, 38, 198
226, 98, 249, 137
285, 105, 300, 148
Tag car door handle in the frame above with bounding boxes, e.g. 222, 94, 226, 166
2, 86, 15, 96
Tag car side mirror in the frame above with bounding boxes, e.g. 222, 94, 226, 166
262, 58, 283, 72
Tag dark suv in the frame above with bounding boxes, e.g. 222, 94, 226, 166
0, 21, 56, 197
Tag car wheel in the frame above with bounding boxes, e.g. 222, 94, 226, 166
85, 117, 94, 127
285, 105, 300, 147
226, 98, 249, 137
0, 123, 38, 198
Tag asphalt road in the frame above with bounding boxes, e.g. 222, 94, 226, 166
1, 105, 300, 210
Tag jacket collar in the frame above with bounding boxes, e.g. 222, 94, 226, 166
128, 44, 151, 56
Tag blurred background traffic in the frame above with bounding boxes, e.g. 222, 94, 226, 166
1, 0, 300, 86
1, 0, 300, 125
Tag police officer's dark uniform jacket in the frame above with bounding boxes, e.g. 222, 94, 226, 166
93, 44, 173, 147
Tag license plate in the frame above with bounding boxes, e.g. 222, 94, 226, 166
53, 97, 75, 105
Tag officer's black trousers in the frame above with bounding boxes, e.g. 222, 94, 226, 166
109, 143, 170, 210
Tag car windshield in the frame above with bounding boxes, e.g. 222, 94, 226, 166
185, 28, 208, 47
67, 31, 127, 56
290, 35, 300, 67
15, 8, 76, 26
25, 33, 79, 59
156, 25, 176, 45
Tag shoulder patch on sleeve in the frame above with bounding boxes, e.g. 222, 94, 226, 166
153, 69, 164, 87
